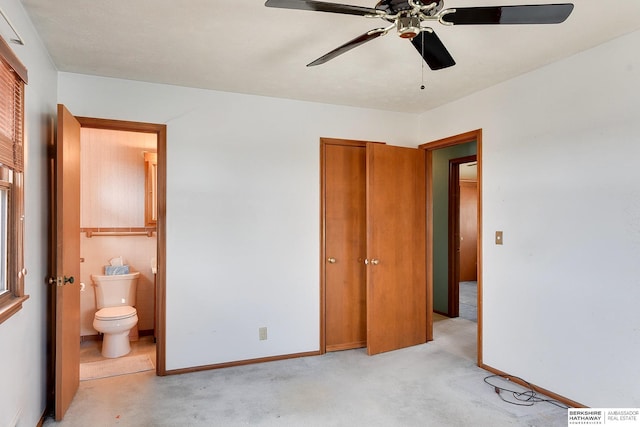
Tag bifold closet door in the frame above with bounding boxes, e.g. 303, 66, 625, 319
324, 143, 367, 351
366, 143, 427, 356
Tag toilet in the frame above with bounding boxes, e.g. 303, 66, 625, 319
91, 272, 140, 358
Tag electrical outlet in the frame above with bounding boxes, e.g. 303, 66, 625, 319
259, 327, 267, 341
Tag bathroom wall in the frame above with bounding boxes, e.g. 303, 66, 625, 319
79, 127, 157, 336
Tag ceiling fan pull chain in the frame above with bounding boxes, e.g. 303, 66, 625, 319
420, 32, 426, 90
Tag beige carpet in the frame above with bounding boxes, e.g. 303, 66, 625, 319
48, 318, 568, 427
80, 354, 154, 381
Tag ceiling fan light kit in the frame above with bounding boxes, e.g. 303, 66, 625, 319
265, 0, 574, 69
397, 16, 422, 39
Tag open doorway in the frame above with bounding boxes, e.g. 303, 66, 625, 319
449, 156, 478, 322
420, 129, 483, 365
49, 107, 167, 420
75, 117, 166, 379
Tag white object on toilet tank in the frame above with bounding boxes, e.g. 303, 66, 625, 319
109, 256, 124, 266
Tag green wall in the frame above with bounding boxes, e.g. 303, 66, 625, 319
432, 141, 477, 314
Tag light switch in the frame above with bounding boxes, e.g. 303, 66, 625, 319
495, 231, 503, 245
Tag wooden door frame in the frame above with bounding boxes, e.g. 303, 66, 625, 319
420, 129, 483, 365
76, 117, 167, 375
448, 155, 477, 317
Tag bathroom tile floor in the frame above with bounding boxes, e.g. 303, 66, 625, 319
80, 335, 156, 367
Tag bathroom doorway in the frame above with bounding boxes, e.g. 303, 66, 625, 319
76, 117, 166, 379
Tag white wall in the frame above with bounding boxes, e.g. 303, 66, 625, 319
0, 0, 58, 426
57, 73, 418, 370
419, 30, 640, 407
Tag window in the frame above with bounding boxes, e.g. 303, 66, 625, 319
0, 34, 28, 325
0, 181, 9, 292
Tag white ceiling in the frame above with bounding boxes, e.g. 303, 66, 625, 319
18, 0, 640, 113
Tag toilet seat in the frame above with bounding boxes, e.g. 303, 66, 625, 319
95, 305, 137, 321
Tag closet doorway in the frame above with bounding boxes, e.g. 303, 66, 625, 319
320, 138, 428, 356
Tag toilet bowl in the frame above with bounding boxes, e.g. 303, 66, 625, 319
91, 272, 140, 358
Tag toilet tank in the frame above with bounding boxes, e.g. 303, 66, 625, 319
91, 272, 140, 309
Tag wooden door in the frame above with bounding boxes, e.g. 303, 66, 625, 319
366, 144, 427, 355
52, 104, 81, 420
323, 142, 367, 351
459, 180, 478, 281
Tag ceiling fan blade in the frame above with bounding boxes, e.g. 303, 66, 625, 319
442, 4, 574, 25
264, 0, 377, 16
307, 30, 386, 67
411, 30, 456, 70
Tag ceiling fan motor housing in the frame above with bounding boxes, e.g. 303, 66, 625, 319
376, 0, 442, 15
376, 0, 444, 39
397, 16, 421, 39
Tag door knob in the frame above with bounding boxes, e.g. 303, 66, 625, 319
327, 257, 336, 264
47, 276, 75, 286
370, 259, 380, 265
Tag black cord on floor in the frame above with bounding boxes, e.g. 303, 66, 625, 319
483, 374, 569, 409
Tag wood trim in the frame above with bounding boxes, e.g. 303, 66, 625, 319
76, 116, 167, 376
76, 117, 162, 133
448, 159, 460, 317
421, 129, 483, 366
425, 150, 434, 342
156, 124, 167, 375
0, 35, 27, 83
319, 141, 326, 354
0, 294, 29, 325
480, 363, 585, 408
320, 137, 385, 147
81, 227, 156, 237
477, 132, 483, 365
144, 152, 158, 226
165, 350, 322, 376
419, 129, 480, 151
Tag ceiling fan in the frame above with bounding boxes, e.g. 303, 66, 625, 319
264, 0, 574, 69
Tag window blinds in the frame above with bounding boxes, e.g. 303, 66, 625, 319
0, 35, 26, 173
